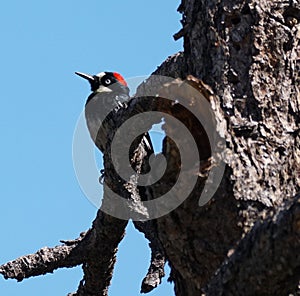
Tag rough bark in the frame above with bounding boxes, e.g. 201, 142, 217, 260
147, 0, 300, 295
203, 193, 300, 296
1, 0, 300, 295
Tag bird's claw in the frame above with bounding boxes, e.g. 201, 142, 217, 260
99, 169, 105, 184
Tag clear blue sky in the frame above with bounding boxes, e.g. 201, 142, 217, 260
0, 0, 182, 295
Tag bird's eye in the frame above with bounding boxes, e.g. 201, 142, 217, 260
104, 78, 112, 85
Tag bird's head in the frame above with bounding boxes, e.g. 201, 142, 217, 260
75, 71, 129, 95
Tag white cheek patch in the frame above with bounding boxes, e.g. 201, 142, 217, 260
94, 72, 112, 92
96, 85, 113, 93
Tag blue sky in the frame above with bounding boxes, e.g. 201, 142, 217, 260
0, 0, 182, 295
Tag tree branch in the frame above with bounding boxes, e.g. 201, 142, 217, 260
70, 212, 128, 296
0, 236, 86, 281
133, 220, 166, 293
0, 213, 128, 296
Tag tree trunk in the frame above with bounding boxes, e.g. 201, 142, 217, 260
152, 0, 300, 294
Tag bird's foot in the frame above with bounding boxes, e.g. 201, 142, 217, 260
99, 169, 105, 184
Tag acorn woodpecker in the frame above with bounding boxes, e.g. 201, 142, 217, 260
75, 71, 130, 142
76, 70, 154, 197
75, 70, 153, 151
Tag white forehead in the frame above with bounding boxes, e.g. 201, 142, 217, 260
95, 72, 106, 78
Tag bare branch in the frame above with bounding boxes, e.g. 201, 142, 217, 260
0, 230, 92, 281
70, 212, 128, 296
0, 244, 83, 282
133, 221, 166, 293
140, 245, 165, 293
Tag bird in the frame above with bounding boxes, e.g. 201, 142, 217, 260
75, 71, 131, 142
75, 70, 153, 174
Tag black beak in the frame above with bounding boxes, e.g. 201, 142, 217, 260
75, 71, 95, 83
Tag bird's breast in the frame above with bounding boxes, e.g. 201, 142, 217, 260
84, 93, 129, 142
